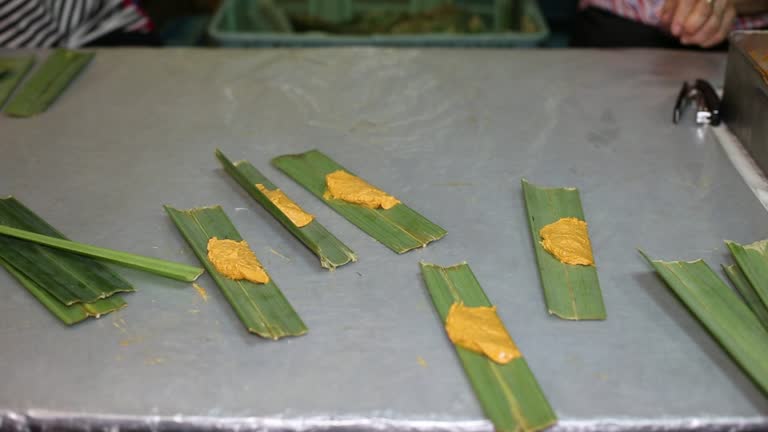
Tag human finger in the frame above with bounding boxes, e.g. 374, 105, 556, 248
681, 0, 731, 45
670, 0, 697, 35
700, 5, 736, 47
681, 0, 715, 35
660, 0, 678, 25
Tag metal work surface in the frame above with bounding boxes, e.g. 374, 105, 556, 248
0, 48, 766, 431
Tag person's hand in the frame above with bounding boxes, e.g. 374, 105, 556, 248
660, 0, 737, 47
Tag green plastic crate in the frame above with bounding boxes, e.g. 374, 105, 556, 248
208, 0, 549, 47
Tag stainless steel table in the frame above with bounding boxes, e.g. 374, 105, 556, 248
0, 48, 766, 431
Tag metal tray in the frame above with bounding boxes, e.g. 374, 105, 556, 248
722, 31, 768, 175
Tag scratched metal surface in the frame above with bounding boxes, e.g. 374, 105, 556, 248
0, 48, 766, 431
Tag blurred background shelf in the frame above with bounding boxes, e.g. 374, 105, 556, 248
207, 0, 549, 47
144, 0, 575, 47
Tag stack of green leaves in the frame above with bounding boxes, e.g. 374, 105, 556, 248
420, 262, 557, 432
725, 239, 768, 331
272, 150, 446, 254
642, 247, 768, 394
522, 179, 606, 320
216, 149, 356, 270
0, 197, 132, 325
0, 55, 34, 109
166, 205, 307, 339
4, 49, 93, 117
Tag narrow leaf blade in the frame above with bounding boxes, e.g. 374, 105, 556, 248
165, 205, 307, 339
726, 240, 768, 312
723, 264, 768, 331
0, 257, 126, 325
642, 252, 768, 395
272, 150, 446, 254
4, 49, 94, 117
0, 197, 134, 305
0, 224, 203, 282
0, 55, 34, 108
420, 262, 557, 432
216, 149, 356, 269
522, 179, 606, 320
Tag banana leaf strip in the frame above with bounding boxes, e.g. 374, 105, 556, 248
272, 150, 446, 254
0, 224, 204, 282
723, 264, 768, 331
4, 49, 93, 117
420, 261, 557, 432
522, 179, 606, 320
0, 55, 34, 109
216, 149, 356, 269
726, 240, 768, 312
0, 259, 125, 325
641, 252, 768, 395
0, 197, 134, 305
165, 205, 307, 339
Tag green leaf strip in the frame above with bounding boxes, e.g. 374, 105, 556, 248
216, 149, 356, 270
641, 252, 768, 395
165, 205, 307, 339
521, 179, 606, 320
0, 224, 204, 283
272, 150, 446, 254
4, 49, 93, 117
419, 261, 557, 432
723, 264, 768, 331
726, 240, 768, 313
0, 197, 134, 305
0, 55, 34, 109
0, 258, 126, 325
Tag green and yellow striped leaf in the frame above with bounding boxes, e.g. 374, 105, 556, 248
0, 55, 34, 109
642, 252, 768, 395
165, 205, 307, 339
0, 197, 134, 305
216, 149, 356, 270
4, 49, 93, 117
272, 150, 446, 254
420, 262, 557, 432
522, 179, 606, 320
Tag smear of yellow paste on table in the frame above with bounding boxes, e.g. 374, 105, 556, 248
539, 217, 595, 266
445, 302, 520, 364
193, 282, 209, 302
207, 237, 269, 284
255, 184, 314, 227
324, 170, 400, 210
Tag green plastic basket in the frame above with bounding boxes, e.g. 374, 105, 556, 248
208, 0, 549, 47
